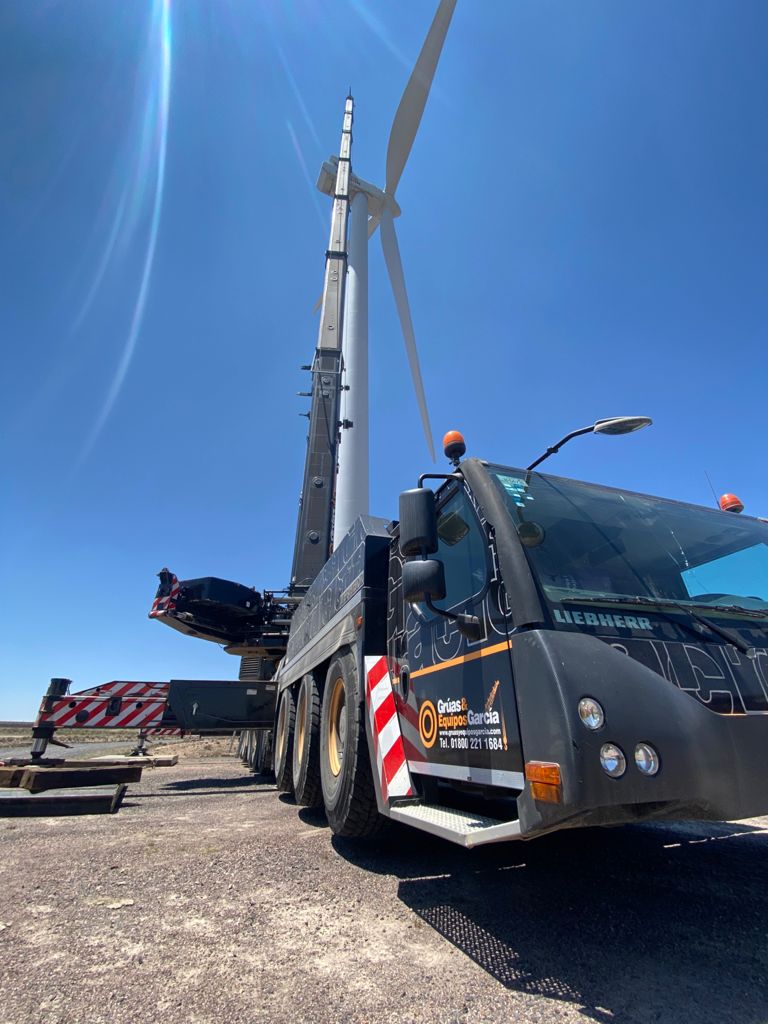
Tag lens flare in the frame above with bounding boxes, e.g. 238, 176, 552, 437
275, 40, 321, 150
286, 119, 326, 232
77, 0, 172, 464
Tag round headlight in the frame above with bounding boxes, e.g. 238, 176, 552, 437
634, 742, 660, 776
578, 697, 605, 730
600, 743, 626, 778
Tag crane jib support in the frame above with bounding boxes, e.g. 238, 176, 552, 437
290, 96, 355, 592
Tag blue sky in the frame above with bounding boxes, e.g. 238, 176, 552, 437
1, 1, 766, 718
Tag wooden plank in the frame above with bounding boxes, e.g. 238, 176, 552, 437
91, 755, 178, 767
3, 757, 66, 767
4, 755, 176, 768
0, 784, 128, 817
19, 766, 143, 793
0, 767, 25, 788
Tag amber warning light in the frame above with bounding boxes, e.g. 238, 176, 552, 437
443, 430, 466, 466
719, 493, 745, 514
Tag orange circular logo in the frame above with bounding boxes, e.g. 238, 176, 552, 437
418, 699, 438, 749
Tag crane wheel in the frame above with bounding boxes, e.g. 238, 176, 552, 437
248, 729, 271, 776
274, 688, 296, 794
250, 732, 260, 769
320, 649, 382, 837
259, 730, 274, 778
247, 731, 258, 770
292, 673, 322, 807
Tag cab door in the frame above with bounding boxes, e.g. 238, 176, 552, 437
387, 484, 524, 792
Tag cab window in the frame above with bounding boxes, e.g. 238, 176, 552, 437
432, 488, 489, 611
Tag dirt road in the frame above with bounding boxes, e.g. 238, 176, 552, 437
2, 756, 767, 1024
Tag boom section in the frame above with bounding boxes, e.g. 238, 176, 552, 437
290, 96, 354, 592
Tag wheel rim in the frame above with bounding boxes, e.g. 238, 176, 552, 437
296, 685, 307, 767
275, 695, 288, 766
327, 676, 346, 778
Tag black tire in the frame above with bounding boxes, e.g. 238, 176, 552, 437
257, 730, 274, 778
247, 731, 259, 771
274, 688, 296, 794
320, 649, 382, 837
292, 673, 322, 807
248, 730, 268, 774
242, 731, 253, 766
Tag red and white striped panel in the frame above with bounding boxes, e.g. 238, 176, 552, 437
364, 656, 413, 803
379, 660, 426, 767
36, 690, 168, 731
393, 691, 427, 767
74, 681, 169, 699
149, 574, 180, 618
142, 727, 184, 737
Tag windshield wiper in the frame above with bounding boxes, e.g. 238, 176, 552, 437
556, 593, 759, 656
688, 602, 768, 619
670, 604, 757, 657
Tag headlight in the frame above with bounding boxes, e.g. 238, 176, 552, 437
578, 697, 604, 730
634, 742, 660, 776
600, 743, 626, 778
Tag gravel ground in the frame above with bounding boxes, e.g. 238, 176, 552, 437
2, 755, 767, 1024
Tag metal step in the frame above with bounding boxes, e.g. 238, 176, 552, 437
388, 802, 521, 848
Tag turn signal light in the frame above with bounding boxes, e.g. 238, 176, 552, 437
525, 761, 561, 786
530, 781, 562, 804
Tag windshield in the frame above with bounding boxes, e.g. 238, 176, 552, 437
489, 467, 768, 617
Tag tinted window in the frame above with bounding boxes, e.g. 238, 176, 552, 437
490, 467, 768, 615
433, 489, 488, 610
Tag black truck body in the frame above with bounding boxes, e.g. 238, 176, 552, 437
262, 456, 768, 846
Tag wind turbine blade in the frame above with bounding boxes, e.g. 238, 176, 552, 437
379, 210, 435, 460
385, 0, 456, 197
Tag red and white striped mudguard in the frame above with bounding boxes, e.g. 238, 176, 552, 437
364, 656, 414, 804
35, 681, 170, 732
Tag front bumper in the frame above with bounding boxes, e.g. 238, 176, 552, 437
512, 630, 768, 838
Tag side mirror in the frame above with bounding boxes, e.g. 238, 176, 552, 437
403, 559, 446, 604
399, 488, 438, 557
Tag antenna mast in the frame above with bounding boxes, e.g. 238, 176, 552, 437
290, 95, 354, 592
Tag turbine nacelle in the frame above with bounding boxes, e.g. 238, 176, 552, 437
316, 157, 401, 220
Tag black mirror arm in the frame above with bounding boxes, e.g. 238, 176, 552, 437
418, 472, 463, 488
423, 597, 483, 642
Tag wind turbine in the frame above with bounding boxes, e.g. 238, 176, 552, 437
324, 0, 456, 546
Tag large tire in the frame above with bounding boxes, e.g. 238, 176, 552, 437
257, 730, 274, 778
248, 730, 269, 775
243, 731, 254, 766
292, 673, 322, 807
274, 688, 296, 794
320, 649, 381, 837
247, 731, 258, 771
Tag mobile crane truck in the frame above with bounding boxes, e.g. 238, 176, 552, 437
32, 2, 768, 843
147, 423, 768, 848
